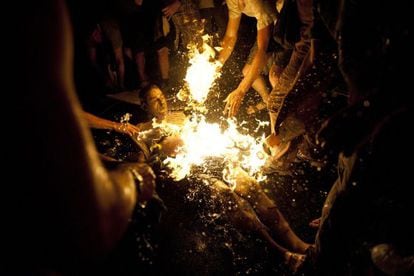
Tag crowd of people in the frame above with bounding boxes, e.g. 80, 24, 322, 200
8, 0, 413, 275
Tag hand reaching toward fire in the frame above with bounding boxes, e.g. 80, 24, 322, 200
162, 0, 181, 20
116, 123, 141, 137
223, 87, 246, 117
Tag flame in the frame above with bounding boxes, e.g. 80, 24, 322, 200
158, 38, 269, 188
163, 114, 268, 186
181, 35, 222, 104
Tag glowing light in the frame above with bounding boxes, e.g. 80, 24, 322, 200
181, 35, 222, 104
156, 37, 270, 188
162, 115, 268, 186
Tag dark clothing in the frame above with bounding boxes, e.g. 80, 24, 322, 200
307, 104, 414, 275
271, 0, 313, 91
199, 5, 228, 41
305, 0, 413, 273
268, 0, 313, 118
317, 0, 411, 105
121, 0, 168, 52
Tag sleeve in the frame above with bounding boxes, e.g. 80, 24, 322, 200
250, 0, 276, 30
226, 0, 242, 18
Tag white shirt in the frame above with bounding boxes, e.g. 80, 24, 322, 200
226, 0, 277, 30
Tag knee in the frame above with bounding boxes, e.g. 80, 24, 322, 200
157, 47, 169, 55
242, 65, 250, 77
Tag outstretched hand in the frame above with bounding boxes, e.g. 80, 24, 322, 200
116, 123, 141, 138
223, 88, 246, 117
128, 163, 156, 205
162, 0, 181, 20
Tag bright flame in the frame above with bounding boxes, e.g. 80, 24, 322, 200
157, 37, 270, 188
163, 115, 268, 187
182, 35, 221, 104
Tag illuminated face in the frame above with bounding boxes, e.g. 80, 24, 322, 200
146, 86, 168, 121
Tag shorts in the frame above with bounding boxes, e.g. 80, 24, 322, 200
100, 19, 123, 49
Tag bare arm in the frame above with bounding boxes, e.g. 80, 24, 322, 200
83, 111, 140, 137
162, 0, 182, 19
218, 15, 241, 65
238, 25, 271, 93
21, 0, 153, 262
223, 24, 271, 117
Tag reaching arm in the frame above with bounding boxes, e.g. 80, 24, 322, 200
218, 15, 241, 65
83, 111, 140, 137
19, 0, 154, 264
223, 24, 271, 117
237, 24, 271, 93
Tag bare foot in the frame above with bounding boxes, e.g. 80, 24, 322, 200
309, 218, 321, 229
263, 134, 291, 160
284, 251, 306, 273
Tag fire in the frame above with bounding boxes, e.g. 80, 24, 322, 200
159, 38, 269, 188
162, 115, 268, 188
179, 35, 222, 105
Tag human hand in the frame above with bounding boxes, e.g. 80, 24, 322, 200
162, 0, 181, 20
91, 25, 103, 44
116, 123, 140, 138
129, 163, 156, 206
223, 88, 246, 117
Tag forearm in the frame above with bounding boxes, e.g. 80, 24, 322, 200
83, 111, 117, 130
238, 47, 268, 93
218, 34, 237, 65
238, 24, 271, 93
219, 16, 240, 65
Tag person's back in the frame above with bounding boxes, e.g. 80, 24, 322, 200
6, 1, 154, 273
313, 103, 413, 274
308, 0, 413, 274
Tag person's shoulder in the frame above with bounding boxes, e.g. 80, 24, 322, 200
226, 0, 239, 11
